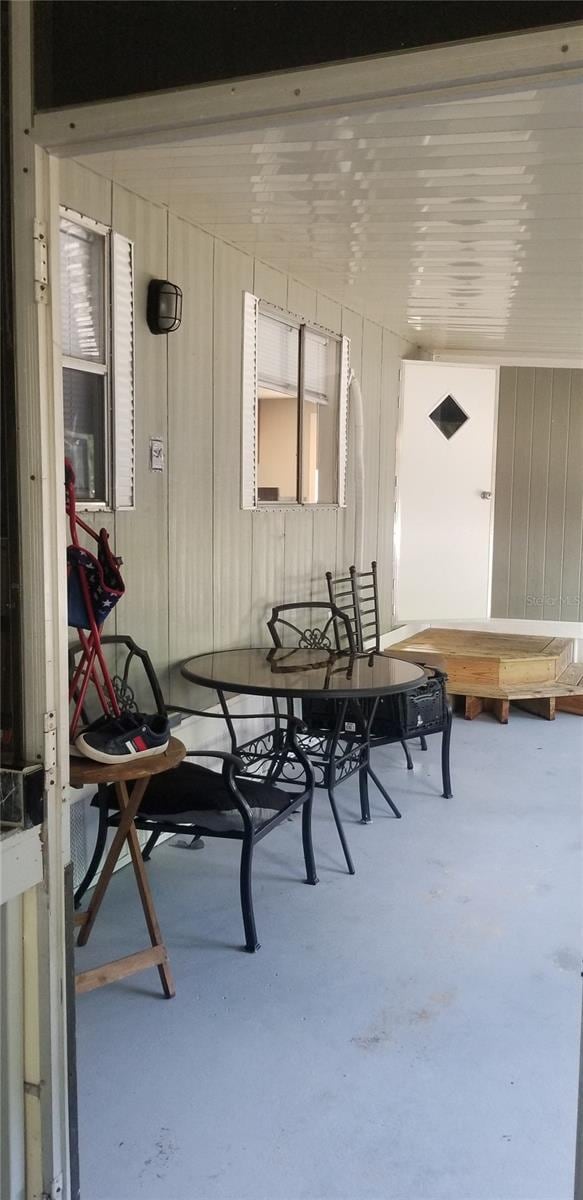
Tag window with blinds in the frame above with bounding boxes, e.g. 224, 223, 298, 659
60, 209, 135, 508
243, 297, 349, 508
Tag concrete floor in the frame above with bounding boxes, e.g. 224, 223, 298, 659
75, 711, 582, 1200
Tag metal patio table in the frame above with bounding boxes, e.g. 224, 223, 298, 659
180, 648, 426, 826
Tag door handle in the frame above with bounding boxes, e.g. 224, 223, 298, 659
480, 491, 492, 500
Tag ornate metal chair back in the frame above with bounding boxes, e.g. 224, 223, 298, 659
267, 602, 356, 653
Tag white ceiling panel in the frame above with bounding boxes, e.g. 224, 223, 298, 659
79, 80, 583, 355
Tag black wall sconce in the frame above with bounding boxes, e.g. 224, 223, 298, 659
147, 279, 183, 334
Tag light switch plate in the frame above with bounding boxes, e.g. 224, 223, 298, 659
149, 437, 164, 471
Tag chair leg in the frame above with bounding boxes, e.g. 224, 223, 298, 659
302, 793, 319, 886
141, 830, 160, 862
441, 705, 453, 799
239, 835, 260, 952
367, 764, 402, 819
359, 759, 371, 824
74, 786, 109, 909
401, 740, 414, 770
419, 736, 428, 751
327, 787, 355, 875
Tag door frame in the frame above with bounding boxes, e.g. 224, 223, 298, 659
6, 7, 582, 1198
6, 4, 72, 1197
393, 359, 500, 624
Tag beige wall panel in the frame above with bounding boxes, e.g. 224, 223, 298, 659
253, 260, 287, 308
287, 278, 317, 323
562, 371, 583, 622
360, 320, 383, 568
316, 294, 342, 335
112, 185, 169, 690
491, 368, 517, 617
60, 163, 415, 699
250, 511, 285, 643
507, 367, 535, 617
336, 306, 363, 574
376, 330, 404, 631
213, 239, 254, 648
311, 508, 338, 600
492, 366, 583, 623
283, 509, 314, 605
167, 216, 215, 705
60, 159, 112, 226
543, 370, 571, 621
526, 369, 553, 619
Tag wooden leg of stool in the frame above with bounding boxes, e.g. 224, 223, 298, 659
491, 698, 510, 724
464, 696, 483, 720
118, 780, 176, 999
515, 697, 556, 721
76, 776, 150, 947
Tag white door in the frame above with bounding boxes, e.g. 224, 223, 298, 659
395, 361, 498, 621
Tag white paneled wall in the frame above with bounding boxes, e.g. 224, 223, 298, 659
60, 161, 414, 706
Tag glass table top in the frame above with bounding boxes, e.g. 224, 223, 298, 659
181, 647, 426, 699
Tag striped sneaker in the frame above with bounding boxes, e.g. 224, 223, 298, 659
75, 712, 170, 764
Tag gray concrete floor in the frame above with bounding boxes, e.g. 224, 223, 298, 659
75, 711, 582, 1200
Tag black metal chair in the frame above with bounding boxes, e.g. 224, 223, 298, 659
70, 635, 317, 953
326, 563, 453, 807
260, 602, 397, 873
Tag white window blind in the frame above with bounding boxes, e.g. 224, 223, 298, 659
111, 233, 135, 510
241, 292, 259, 509
257, 310, 298, 396
60, 218, 105, 363
304, 330, 329, 402
338, 335, 350, 508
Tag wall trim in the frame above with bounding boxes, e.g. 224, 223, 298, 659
32, 25, 583, 157
430, 351, 583, 370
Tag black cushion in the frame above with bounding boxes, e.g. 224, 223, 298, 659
93, 760, 296, 834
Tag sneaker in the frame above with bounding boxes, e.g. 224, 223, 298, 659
75, 711, 170, 764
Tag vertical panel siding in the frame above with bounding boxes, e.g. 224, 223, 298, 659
282, 280, 318, 605
526, 369, 552, 619
543, 370, 571, 620
492, 366, 583, 622
336, 306, 363, 574
167, 216, 214, 703
111, 184, 170, 692
213, 240, 254, 648
312, 293, 342, 596
60, 161, 416, 709
562, 371, 583, 623
377, 330, 406, 631
60, 159, 112, 227
491, 368, 516, 616
249, 259, 287, 640
507, 367, 535, 617
361, 320, 383, 568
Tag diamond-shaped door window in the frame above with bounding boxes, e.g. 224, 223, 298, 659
429, 394, 468, 440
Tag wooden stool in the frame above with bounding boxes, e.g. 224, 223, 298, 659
70, 737, 185, 998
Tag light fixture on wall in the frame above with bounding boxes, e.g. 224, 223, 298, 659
147, 279, 183, 334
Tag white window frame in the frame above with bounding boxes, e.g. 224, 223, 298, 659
59, 205, 135, 511
241, 293, 349, 511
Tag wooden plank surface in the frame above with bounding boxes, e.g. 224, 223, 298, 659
75, 945, 168, 995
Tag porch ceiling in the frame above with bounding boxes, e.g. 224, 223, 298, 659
79, 80, 583, 355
